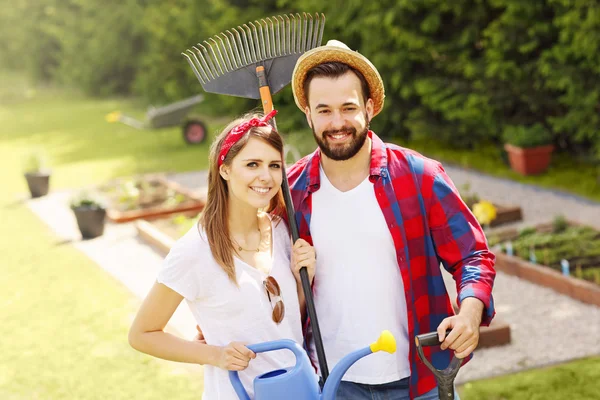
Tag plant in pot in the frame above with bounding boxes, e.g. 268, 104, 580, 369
70, 191, 108, 239
502, 123, 554, 175
23, 150, 51, 198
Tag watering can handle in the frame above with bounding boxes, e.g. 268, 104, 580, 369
415, 330, 462, 400
228, 339, 306, 400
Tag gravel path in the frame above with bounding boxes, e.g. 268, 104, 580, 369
26, 165, 600, 385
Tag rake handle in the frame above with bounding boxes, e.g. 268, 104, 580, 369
256, 66, 274, 113
256, 65, 330, 383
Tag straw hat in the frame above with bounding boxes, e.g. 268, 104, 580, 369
291, 40, 385, 116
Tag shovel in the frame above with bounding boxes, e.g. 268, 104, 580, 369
182, 13, 330, 381
415, 330, 463, 400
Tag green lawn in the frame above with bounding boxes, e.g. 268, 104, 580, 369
459, 357, 600, 400
1, 71, 599, 399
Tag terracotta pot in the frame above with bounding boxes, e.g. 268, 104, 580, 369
504, 143, 554, 175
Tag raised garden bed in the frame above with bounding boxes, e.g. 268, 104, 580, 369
99, 175, 206, 223
488, 219, 600, 307
461, 184, 523, 227
488, 204, 523, 227
136, 212, 199, 253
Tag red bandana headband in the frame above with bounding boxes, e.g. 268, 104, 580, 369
218, 109, 278, 166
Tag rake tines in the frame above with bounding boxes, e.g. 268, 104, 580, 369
182, 13, 326, 98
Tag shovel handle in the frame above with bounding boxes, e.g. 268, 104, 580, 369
415, 330, 451, 347
415, 330, 462, 400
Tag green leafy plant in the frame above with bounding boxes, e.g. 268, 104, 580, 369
70, 190, 107, 210
552, 215, 569, 233
502, 123, 553, 148
22, 150, 49, 173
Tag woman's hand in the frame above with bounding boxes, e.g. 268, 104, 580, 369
291, 239, 316, 285
215, 342, 256, 371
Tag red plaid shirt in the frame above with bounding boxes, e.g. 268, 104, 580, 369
287, 131, 496, 399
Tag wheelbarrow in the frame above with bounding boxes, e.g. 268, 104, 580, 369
105, 94, 208, 145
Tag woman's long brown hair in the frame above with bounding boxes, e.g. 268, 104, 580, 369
199, 112, 286, 283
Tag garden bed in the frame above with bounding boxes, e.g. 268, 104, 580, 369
488, 219, 600, 306
488, 204, 523, 227
461, 183, 523, 227
136, 213, 199, 253
99, 175, 206, 223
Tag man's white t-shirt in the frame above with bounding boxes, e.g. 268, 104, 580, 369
309, 166, 411, 384
157, 217, 306, 400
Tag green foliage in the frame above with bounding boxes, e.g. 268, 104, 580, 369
22, 150, 49, 173
502, 123, 553, 148
552, 214, 568, 233
3, 0, 600, 158
70, 190, 107, 210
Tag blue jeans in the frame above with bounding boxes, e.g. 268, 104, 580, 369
335, 377, 461, 400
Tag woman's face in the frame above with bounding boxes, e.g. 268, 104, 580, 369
220, 137, 283, 210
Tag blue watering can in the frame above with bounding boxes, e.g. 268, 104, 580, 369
229, 330, 397, 400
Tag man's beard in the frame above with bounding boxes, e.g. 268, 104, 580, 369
311, 115, 370, 161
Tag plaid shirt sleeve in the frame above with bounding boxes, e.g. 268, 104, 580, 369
427, 162, 496, 326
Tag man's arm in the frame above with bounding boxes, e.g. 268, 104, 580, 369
426, 163, 496, 357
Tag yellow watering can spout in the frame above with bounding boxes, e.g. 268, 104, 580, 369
370, 330, 397, 354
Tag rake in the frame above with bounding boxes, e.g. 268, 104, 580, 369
182, 12, 330, 382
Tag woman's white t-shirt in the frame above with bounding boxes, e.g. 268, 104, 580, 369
157, 218, 305, 400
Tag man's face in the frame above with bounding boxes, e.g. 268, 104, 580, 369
305, 71, 374, 161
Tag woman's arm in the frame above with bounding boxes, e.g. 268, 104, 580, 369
128, 282, 255, 370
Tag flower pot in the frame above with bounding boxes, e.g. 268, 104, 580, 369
72, 206, 106, 239
504, 143, 554, 176
24, 171, 51, 198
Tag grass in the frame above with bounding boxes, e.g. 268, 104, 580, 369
2, 70, 599, 399
0, 200, 205, 399
459, 357, 600, 400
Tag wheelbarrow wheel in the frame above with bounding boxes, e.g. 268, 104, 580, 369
182, 119, 207, 145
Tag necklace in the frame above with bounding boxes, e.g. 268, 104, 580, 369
233, 228, 262, 252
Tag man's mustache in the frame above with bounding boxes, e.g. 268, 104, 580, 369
323, 127, 356, 137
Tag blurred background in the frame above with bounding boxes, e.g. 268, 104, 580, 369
1, 1, 599, 399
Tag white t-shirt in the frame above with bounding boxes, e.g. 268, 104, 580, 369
156, 217, 305, 400
309, 167, 411, 384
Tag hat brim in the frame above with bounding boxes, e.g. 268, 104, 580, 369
292, 46, 385, 117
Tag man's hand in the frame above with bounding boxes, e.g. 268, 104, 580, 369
437, 298, 484, 359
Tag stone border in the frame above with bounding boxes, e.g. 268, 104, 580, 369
106, 176, 207, 223
495, 252, 600, 307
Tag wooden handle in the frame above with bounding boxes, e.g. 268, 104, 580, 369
256, 66, 273, 113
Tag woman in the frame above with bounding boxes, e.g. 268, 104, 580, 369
128, 110, 316, 399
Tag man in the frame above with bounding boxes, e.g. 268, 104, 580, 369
286, 40, 496, 400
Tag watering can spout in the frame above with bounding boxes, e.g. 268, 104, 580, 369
321, 331, 396, 400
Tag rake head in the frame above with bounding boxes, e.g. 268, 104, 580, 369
182, 13, 326, 99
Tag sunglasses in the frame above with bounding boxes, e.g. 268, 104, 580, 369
263, 276, 285, 324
